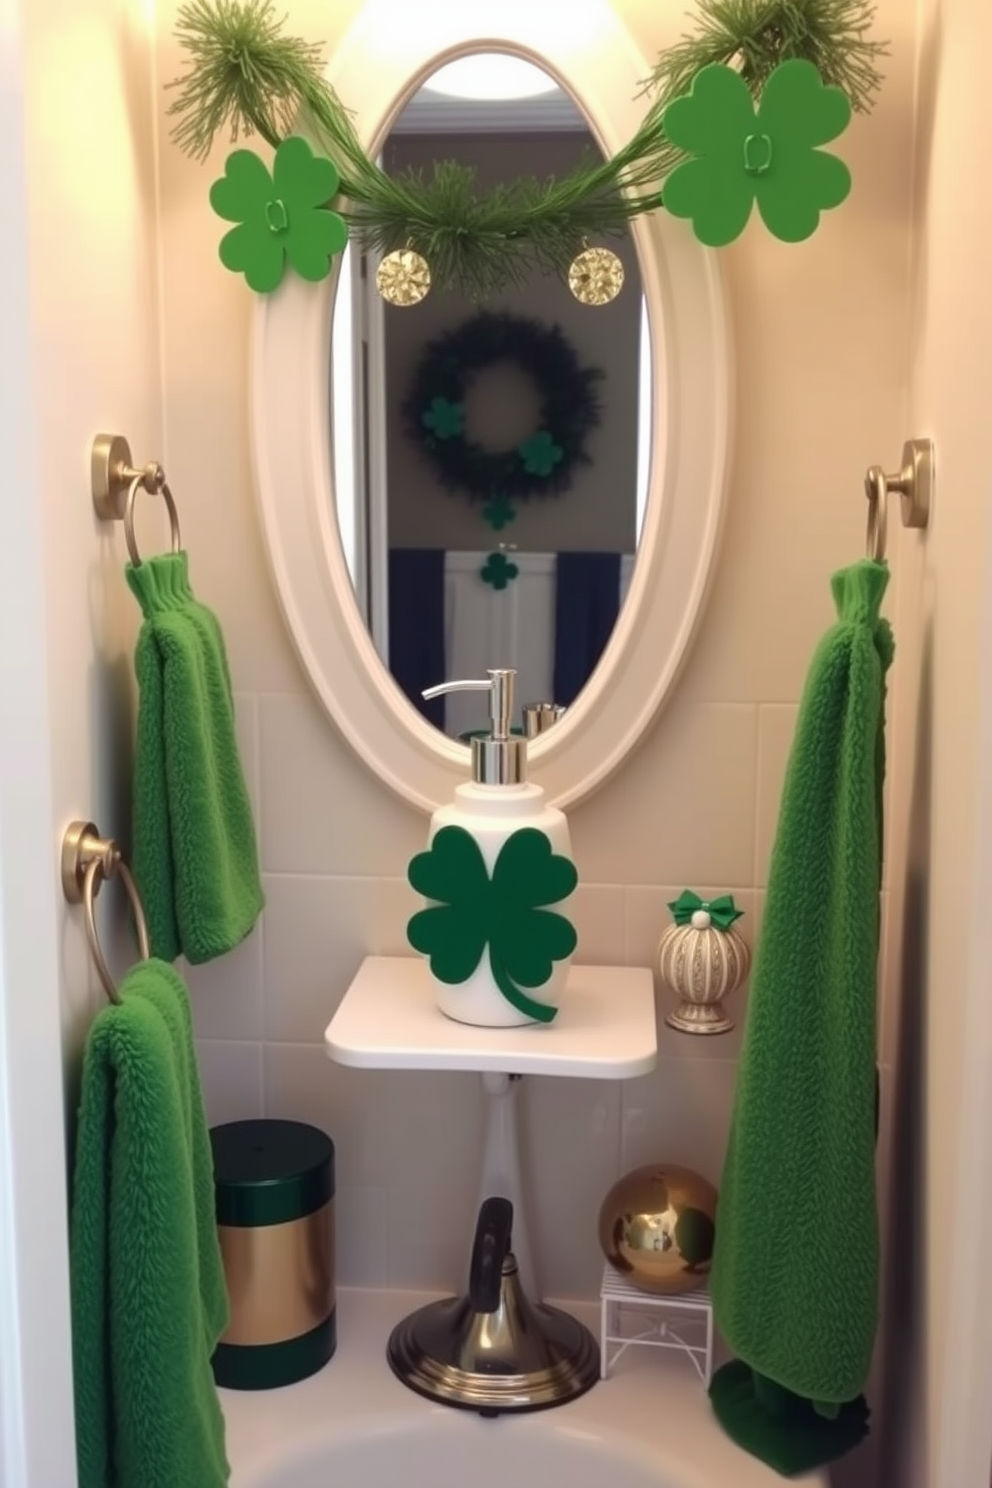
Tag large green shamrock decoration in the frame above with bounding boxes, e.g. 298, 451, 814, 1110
210, 136, 348, 292
479, 551, 519, 590
422, 396, 465, 440
518, 430, 564, 477
662, 59, 852, 247
407, 825, 578, 1023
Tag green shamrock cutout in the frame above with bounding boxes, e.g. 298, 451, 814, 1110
421, 397, 464, 440
518, 431, 565, 477
209, 136, 348, 293
407, 826, 578, 1023
479, 551, 519, 590
662, 59, 852, 247
482, 496, 516, 531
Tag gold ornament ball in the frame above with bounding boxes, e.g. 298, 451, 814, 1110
376, 248, 432, 307
568, 246, 624, 306
598, 1163, 717, 1294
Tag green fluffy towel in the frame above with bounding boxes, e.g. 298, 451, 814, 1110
70, 958, 230, 1488
709, 561, 893, 1477
127, 551, 263, 963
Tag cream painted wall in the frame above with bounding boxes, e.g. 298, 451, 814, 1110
0, 0, 164, 1479
20, 0, 167, 1076
154, 0, 920, 1368
879, 0, 992, 1482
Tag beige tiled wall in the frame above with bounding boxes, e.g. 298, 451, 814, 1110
159, 0, 918, 1302
184, 690, 875, 1301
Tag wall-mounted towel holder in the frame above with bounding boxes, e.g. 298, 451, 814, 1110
61, 821, 150, 1003
865, 437, 933, 562
91, 433, 182, 568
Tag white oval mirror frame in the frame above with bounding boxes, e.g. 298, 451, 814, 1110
251, 0, 732, 814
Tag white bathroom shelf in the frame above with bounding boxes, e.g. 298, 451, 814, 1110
324, 956, 658, 1078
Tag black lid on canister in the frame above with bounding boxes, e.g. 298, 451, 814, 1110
211, 1119, 335, 1228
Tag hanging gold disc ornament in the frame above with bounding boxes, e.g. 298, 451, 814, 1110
568, 244, 624, 306
376, 247, 431, 306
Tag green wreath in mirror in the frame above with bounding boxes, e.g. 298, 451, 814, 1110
403, 311, 603, 518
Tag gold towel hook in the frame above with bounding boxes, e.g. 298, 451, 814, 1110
864, 437, 934, 562
61, 821, 150, 1004
91, 433, 182, 568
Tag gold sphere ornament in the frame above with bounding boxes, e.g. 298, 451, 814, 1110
376, 247, 431, 307
599, 1163, 717, 1295
658, 891, 750, 1036
568, 245, 624, 306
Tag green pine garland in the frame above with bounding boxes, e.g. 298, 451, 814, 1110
167, 0, 886, 298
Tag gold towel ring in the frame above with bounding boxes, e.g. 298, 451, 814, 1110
60, 822, 151, 1004
865, 464, 888, 562
864, 439, 935, 562
124, 466, 182, 568
91, 436, 182, 568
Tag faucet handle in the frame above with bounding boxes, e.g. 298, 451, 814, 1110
522, 702, 567, 737
469, 1196, 514, 1314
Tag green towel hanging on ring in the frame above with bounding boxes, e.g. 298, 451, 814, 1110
127, 551, 264, 964
70, 959, 230, 1488
709, 560, 893, 1477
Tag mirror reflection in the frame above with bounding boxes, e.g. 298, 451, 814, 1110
331, 53, 651, 741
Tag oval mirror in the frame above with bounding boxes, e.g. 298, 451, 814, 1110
252, 0, 730, 812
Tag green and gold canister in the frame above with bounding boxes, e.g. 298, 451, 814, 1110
210, 1119, 335, 1390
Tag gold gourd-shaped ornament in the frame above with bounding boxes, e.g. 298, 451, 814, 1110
376, 246, 432, 306
568, 243, 624, 305
657, 890, 750, 1035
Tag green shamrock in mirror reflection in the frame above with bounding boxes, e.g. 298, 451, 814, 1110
479, 551, 519, 590
407, 826, 578, 1023
518, 430, 565, 477
482, 496, 516, 531
209, 136, 348, 292
662, 59, 852, 247
421, 397, 464, 440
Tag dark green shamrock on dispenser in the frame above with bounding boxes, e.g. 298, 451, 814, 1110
407, 826, 577, 1023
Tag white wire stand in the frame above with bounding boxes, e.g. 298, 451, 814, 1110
599, 1262, 714, 1384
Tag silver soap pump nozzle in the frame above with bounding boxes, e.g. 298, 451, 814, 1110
422, 668, 527, 785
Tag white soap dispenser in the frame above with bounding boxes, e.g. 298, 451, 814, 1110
406, 668, 577, 1028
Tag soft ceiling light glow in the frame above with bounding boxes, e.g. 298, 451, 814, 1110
424, 54, 559, 102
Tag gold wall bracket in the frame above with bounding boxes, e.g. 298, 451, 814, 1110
91, 432, 181, 566
60, 820, 150, 1003
865, 437, 934, 562
60, 820, 120, 903
91, 433, 165, 521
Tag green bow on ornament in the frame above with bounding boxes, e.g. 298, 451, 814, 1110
668, 889, 744, 931
407, 826, 578, 1023
209, 136, 348, 292
662, 59, 852, 247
